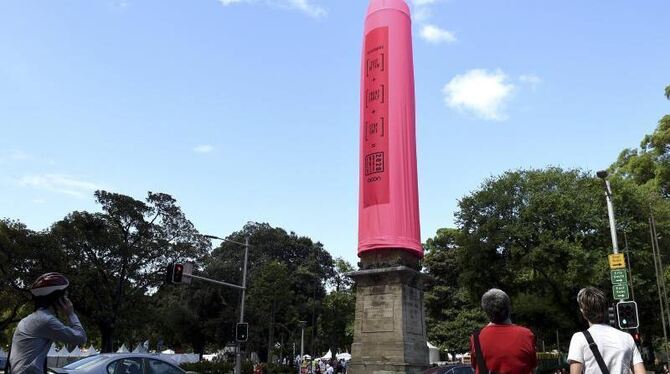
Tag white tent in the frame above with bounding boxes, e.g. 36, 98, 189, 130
83, 345, 99, 356
161, 349, 175, 354
47, 343, 58, 356
117, 344, 130, 353
69, 346, 81, 357
320, 349, 332, 360
56, 345, 70, 367
46, 343, 59, 368
132, 343, 147, 353
427, 342, 440, 364
335, 353, 351, 361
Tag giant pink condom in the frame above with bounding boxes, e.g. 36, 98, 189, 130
358, 0, 422, 258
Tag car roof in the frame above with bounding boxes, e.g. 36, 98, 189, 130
89, 353, 180, 363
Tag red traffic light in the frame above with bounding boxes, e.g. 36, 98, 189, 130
173, 263, 184, 283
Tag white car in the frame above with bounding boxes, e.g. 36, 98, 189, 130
48, 353, 196, 374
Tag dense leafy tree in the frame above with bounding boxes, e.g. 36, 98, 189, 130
50, 190, 209, 352
172, 222, 336, 361
425, 168, 665, 356
319, 258, 355, 356
612, 85, 670, 196
0, 220, 66, 345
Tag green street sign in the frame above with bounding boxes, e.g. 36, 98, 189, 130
613, 284, 629, 300
611, 269, 628, 285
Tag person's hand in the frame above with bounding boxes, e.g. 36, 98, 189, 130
56, 296, 74, 316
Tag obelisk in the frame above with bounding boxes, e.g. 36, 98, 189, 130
349, 0, 428, 373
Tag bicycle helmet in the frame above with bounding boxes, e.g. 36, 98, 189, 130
30, 272, 69, 297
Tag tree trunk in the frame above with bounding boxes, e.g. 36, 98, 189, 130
100, 323, 115, 353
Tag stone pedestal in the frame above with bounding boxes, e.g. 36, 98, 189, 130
348, 250, 428, 374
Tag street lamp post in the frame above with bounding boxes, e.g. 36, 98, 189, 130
204, 235, 250, 374
298, 321, 307, 361
596, 170, 619, 254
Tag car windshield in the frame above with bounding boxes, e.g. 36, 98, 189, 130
63, 355, 109, 369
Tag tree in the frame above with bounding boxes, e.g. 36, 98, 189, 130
423, 228, 486, 352
247, 261, 295, 362
424, 168, 664, 353
50, 191, 209, 352
204, 222, 335, 361
0, 220, 66, 345
319, 258, 356, 356
612, 84, 670, 196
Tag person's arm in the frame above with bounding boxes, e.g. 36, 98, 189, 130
633, 362, 646, 374
40, 297, 87, 346
569, 361, 583, 374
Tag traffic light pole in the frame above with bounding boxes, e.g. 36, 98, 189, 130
235, 237, 249, 374
601, 177, 620, 254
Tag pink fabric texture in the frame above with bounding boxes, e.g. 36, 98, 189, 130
358, 0, 422, 258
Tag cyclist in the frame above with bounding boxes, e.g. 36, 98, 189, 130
7, 272, 87, 373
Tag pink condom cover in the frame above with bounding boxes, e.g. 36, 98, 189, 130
358, 0, 422, 258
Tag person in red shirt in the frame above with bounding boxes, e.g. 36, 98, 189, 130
470, 288, 537, 374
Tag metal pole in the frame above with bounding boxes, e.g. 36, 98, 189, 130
301, 325, 305, 359
623, 231, 635, 301
556, 330, 560, 366
650, 215, 670, 365
603, 179, 619, 253
235, 237, 250, 374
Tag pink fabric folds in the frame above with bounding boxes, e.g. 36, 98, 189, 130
358, 0, 422, 258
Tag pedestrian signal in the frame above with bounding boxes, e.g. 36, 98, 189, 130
616, 301, 639, 330
236, 322, 249, 342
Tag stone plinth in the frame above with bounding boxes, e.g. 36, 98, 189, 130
348, 251, 428, 374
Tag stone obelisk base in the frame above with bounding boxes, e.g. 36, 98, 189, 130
348, 250, 428, 374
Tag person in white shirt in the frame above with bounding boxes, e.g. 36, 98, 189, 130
8, 272, 87, 374
325, 364, 334, 374
567, 287, 644, 374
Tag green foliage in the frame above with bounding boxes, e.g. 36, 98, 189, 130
424, 167, 668, 354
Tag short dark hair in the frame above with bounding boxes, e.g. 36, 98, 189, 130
481, 288, 511, 323
34, 289, 66, 310
577, 287, 606, 324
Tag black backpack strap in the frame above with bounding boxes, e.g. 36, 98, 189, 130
472, 329, 489, 374
583, 330, 610, 374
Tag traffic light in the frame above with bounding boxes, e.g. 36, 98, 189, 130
607, 305, 617, 327
172, 263, 184, 284
165, 263, 184, 284
236, 322, 249, 342
616, 301, 639, 329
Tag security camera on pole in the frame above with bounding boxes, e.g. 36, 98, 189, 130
596, 170, 639, 330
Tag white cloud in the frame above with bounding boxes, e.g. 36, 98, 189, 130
443, 69, 515, 121
411, 0, 439, 5
519, 74, 542, 90
412, 6, 432, 23
420, 24, 456, 44
18, 174, 101, 199
193, 144, 215, 154
282, 0, 326, 18
219, 0, 326, 18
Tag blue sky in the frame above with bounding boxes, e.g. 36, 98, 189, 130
1, 0, 668, 265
